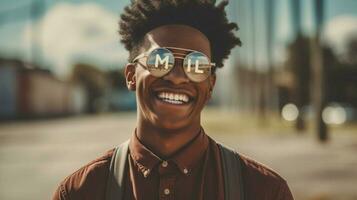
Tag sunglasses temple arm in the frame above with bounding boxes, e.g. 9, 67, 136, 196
132, 53, 147, 63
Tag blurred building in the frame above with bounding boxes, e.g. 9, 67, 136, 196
0, 58, 87, 120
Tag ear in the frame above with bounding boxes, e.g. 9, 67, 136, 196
124, 63, 136, 91
209, 74, 216, 90
208, 74, 216, 97
205, 74, 216, 102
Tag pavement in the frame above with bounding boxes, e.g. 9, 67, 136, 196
0, 113, 356, 200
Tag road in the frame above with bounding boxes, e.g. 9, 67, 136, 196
0, 113, 356, 200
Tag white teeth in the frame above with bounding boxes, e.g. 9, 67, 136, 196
156, 92, 190, 104
163, 99, 183, 104
158, 93, 165, 99
182, 95, 188, 102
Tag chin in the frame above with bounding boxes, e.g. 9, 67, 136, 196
151, 115, 192, 131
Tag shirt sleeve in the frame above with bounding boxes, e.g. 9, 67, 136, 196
275, 180, 294, 200
52, 184, 68, 200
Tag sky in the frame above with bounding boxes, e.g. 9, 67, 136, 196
0, 0, 356, 77
227, 0, 357, 69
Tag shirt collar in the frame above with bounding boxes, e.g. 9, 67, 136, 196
129, 128, 209, 177
171, 128, 209, 175
129, 130, 162, 177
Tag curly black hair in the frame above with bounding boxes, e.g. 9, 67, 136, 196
119, 0, 242, 72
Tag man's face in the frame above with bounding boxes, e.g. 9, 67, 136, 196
125, 24, 216, 131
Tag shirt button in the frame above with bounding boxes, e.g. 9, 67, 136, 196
183, 168, 189, 174
162, 161, 168, 167
143, 169, 150, 178
164, 188, 170, 195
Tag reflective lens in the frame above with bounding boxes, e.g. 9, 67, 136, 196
183, 52, 211, 82
140, 47, 213, 82
146, 48, 174, 77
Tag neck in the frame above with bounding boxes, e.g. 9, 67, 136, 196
136, 117, 201, 158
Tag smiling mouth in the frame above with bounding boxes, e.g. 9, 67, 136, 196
155, 91, 192, 105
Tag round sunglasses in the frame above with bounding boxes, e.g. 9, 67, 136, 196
131, 47, 216, 82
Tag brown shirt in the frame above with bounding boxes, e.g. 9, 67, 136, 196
53, 130, 294, 200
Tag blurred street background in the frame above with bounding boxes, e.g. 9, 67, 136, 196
0, 0, 357, 199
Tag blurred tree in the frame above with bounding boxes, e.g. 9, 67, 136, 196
254, 0, 277, 126
311, 0, 328, 142
249, 0, 258, 115
289, 0, 308, 132
345, 38, 357, 64
285, 35, 311, 131
265, 0, 278, 113
107, 69, 126, 90
281, 36, 357, 130
325, 45, 357, 108
71, 63, 109, 113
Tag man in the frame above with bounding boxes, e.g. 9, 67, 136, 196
53, 0, 294, 199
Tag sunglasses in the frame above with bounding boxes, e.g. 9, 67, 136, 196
131, 47, 216, 82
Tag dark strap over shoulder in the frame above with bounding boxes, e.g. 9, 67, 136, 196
105, 140, 130, 200
106, 141, 244, 200
218, 143, 245, 200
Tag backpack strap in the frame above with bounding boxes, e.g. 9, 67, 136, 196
105, 140, 130, 200
218, 143, 245, 200
105, 140, 244, 200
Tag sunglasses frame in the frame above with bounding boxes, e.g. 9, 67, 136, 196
130, 46, 216, 82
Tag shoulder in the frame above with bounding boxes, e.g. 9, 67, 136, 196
239, 153, 285, 183
52, 148, 115, 200
239, 153, 294, 199
218, 144, 286, 184
217, 143, 293, 199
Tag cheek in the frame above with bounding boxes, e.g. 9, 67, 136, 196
195, 84, 211, 107
136, 72, 158, 107
135, 69, 152, 90
200, 81, 212, 97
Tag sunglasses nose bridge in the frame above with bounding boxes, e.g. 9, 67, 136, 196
162, 58, 190, 84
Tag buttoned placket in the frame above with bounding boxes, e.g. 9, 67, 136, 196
127, 129, 212, 200
157, 160, 189, 200
158, 160, 173, 200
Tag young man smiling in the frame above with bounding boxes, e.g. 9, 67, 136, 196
53, 0, 294, 199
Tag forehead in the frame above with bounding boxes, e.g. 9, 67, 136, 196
141, 24, 212, 58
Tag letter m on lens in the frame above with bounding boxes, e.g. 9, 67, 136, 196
155, 54, 169, 69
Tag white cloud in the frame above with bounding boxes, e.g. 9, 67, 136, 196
23, 2, 127, 77
323, 15, 357, 57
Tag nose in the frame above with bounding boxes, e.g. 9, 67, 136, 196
162, 60, 190, 84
